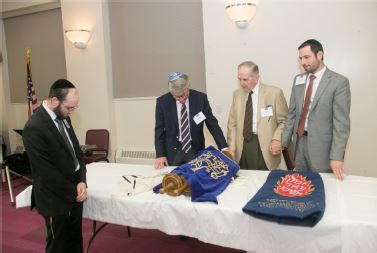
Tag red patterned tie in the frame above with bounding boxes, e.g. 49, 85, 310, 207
297, 75, 316, 137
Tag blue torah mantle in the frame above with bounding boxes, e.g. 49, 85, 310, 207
153, 146, 239, 203
243, 170, 325, 227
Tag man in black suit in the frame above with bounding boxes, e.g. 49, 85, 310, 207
154, 72, 229, 169
23, 79, 87, 253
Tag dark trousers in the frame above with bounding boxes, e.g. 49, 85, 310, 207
172, 142, 197, 166
239, 135, 268, 170
43, 202, 83, 253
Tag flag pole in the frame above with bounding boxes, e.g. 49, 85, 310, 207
26, 48, 37, 118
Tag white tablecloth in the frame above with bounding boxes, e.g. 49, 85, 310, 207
83, 163, 377, 253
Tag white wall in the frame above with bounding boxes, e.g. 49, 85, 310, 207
2, 0, 377, 177
203, 0, 377, 177
113, 98, 156, 152
60, 1, 116, 159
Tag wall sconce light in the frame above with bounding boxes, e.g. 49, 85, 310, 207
226, 2, 257, 29
64, 29, 91, 49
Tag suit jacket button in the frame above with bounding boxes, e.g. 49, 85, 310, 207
176, 136, 179, 139
173, 148, 176, 150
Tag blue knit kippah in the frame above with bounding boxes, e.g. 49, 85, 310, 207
168, 72, 183, 82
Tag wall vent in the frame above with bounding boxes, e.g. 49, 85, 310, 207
115, 148, 155, 165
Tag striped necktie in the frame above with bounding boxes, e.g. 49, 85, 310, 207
55, 118, 79, 169
180, 103, 192, 153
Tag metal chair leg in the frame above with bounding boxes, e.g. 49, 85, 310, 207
5, 165, 15, 205
1, 166, 6, 183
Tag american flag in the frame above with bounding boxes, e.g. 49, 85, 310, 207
26, 48, 38, 118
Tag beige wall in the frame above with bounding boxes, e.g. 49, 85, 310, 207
1, 1, 58, 13
4, 8, 66, 103
2, 0, 377, 177
1, 18, 24, 154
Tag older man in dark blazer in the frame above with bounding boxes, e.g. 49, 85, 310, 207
23, 79, 87, 253
154, 72, 229, 169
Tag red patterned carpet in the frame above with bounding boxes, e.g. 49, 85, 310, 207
1, 176, 245, 253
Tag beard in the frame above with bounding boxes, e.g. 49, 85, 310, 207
53, 104, 66, 119
303, 65, 316, 74
303, 58, 321, 74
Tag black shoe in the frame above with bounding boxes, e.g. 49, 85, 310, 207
178, 235, 189, 240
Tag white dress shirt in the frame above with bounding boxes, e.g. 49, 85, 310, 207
43, 101, 79, 171
244, 82, 260, 134
304, 66, 327, 130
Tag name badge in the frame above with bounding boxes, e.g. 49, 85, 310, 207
261, 105, 273, 117
295, 75, 306, 85
193, 111, 206, 125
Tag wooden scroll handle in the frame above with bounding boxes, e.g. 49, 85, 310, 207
282, 148, 295, 171
160, 173, 191, 196
159, 182, 175, 194
173, 179, 188, 196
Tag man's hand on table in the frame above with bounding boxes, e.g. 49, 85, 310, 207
154, 157, 168, 169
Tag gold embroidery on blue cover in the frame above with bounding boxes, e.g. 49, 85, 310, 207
189, 151, 229, 179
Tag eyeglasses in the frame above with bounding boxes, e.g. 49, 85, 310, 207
65, 105, 78, 111
172, 88, 189, 100
61, 102, 78, 111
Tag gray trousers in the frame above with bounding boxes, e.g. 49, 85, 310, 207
295, 135, 331, 173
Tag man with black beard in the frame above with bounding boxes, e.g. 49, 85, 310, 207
23, 79, 87, 253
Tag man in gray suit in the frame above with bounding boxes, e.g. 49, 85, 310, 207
282, 39, 351, 180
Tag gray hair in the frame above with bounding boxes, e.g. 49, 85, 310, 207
168, 73, 189, 95
238, 61, 259, 75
